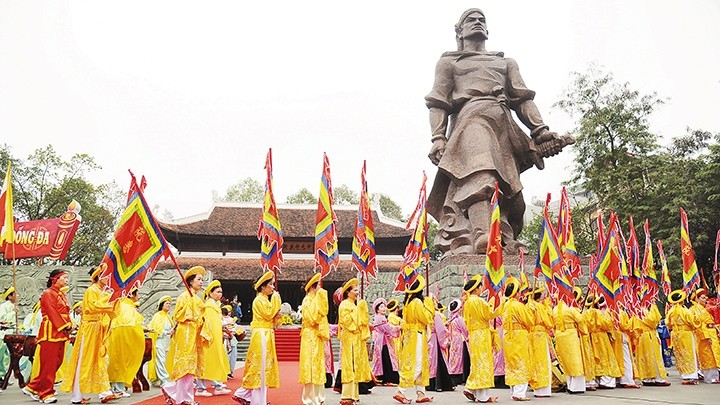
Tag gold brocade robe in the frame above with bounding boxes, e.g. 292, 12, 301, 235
690, 303, 720, 370
166, 290, 204, 381
463, 295, 499, 390
502, 298, 534, 386
587, 308, 621, 377
338, 298, 371, 384
299, 290, 327, 385
199, 298, 230, 382
611, 311, 638, 378
399, 296, 435, 388
357, 300, 372, 382
317, 288, 330, 341
553, 300, 587, 377
579, 310, 595, 380
666, 304, 701, 375
60, 283, 113, 394
635, 305, 667, 380
107, 298, 145, 386
241, 292, 281, 389
388, 313, 403, 363
528, 299, 553, 389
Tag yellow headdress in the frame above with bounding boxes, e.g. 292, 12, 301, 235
504, 277, 520, 298
668, 289, 687, 305
184, 265, 206, 281
463, 274, 482, 293
405, 275, 426, 295
253, 270, 274, 291
305, 273, 322, 292
2, 287, 15, 300
341, 278, 359, 295
157, 296, 172, 307
204, 279, 221, 297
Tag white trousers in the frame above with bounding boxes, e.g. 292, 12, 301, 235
681, 335, 699, 380
234, 329, 268, 405
566, 375, 586, 393
71, 336, 113, 402
301, 383, 323, 405
618, 334, 635, 385
396, 334, 425, 398
511, 383, 528, 398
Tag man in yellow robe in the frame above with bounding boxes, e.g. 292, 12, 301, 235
299, 273, 328, 405
689, 288, 720, 383
502, 277, 534, 401
553, 287, 588, 394
232, 270, 281, 405
394, 275, 435, 404
635, 304, 670, 386
196, 279, 232, 396
666, 289, 701, 384
162, 266, 206, 405
107, 287, 145, 397
60, 267, 121, 404
587, 296, 621, 389
462, 274, 501, 403
614, 308, 640, 388
527, 286, 554, 397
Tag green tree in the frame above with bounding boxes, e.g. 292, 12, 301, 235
286, 188, 316, 205
333, 184, 359, 205
374, 193, 404, 221
217, 177, 263, 203
0, 145, 123, 266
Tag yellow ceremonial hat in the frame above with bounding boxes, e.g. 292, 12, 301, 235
573, 286, 583, 303
690, 288, 707, 301
2, 287, 15, 300
158, 296, 172, 306
405, 275, 426, 295
668, 289, 687, 305
253, 270, 274, 291
584, 293, 596, 307
90, 263, 106, 281
436, 301, 446, 311
72, 301, 83, 310
386, 298, 399, 312
341, 278, 359, 295
463, 274, 482, 293
305, 273, 322, 292
504, 277, 520, 298
222, 304, 232, 312
204, 279, 221, 297
184, 266, 206, 281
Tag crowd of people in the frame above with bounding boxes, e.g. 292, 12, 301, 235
3, 266, 719, 405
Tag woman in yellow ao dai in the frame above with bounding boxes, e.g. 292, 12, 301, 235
634, 304, 670, 385
233, 270, 282, 405
393, 275, 435, 404
162, 266, 206, 405
553, 288, 588, 394
689, 288, 720, 383
336, 277, 370, 405
502, 277, 535, 401
462, 274, 501, 403
107, 288, 145, 395
299, 273, 329, 405
665, 289, 701, 383
196, 280, 232, 396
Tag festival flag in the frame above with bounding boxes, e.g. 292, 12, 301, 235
534, 194, 563, 285
657, 240, 672, 296
258, 149, 284, 275
98, 173, 172, 302
0, 163, 14, 249
626, 216, 641, 280
314, 153, 339, 278
557, 187, 582, 280
640, 219, 659, 307
394, 172, 429, 292
518, 250, 530, 297
588, 220, 623, 316
679, 208, 700, 292
483, 182, 505, 308
351, 161, 377, 278
596, 212, 606, 256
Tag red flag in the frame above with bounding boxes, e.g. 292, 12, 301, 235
713, 229, 720, 277
557, 187, 582, 280
99, 173, 173, 302
596, 212, 606, 256
258, 149, 284, 275
395, 173, 429, 292
483, 182, 505, 309
679, 208, 700, 292
351, 161, 377, 278
640, 219, 659, 307
657, 240, 672, 296
518, 250, 530, 297
314, 153, 339, 278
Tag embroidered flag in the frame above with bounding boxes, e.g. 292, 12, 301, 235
483, 182, 505, 309
98, 173, 172, 302
0, 164, 14, 249
314, 153, 339, 278
351, 161, 377, 278
588, 223, 623, 316
679, 208, 700, 292
657, 240, 672, 296
394, 172, 429, 292
640, 219, 658, 307
557, 187, 582, 281
258, 149, 284, 275
534, 194, 562, 285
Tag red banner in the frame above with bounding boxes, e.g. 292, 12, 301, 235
3, 202, 81, 260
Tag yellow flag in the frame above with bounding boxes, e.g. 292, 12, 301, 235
0, 163, 14, 247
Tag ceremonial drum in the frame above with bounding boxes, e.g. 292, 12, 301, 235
2, 334, 37, 389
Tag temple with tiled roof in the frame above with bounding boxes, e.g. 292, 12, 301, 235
157, 202, 411, 322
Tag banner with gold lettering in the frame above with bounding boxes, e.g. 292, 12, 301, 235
2, 201, 81, 260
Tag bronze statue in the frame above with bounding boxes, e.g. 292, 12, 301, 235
426, 8, 573, 257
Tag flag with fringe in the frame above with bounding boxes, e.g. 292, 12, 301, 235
657, 240, 672, 296
258, 149, 284, 274
588, 221, 623, 316
596, 212, 606, 256
640, 219, 658, 307
679, 208, 700, 292
351, 161, 377, 278
557, 187, 582, 281
483, 182, 505, 309
98, 173, 172, 302
394, 172, 429, 292
0, 164, 14, 249
534, 194, 563, 285
314, 153, 339, 278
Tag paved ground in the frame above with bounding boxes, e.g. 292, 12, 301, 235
1, 367, 716, 405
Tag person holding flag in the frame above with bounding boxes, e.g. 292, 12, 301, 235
553, 286, 588, 394
665, 289, 701, 385
461, 274, 501, 403
60, 266, 120, 404
502, 277, 534, 401
688, 288, 720, 384
233, 270, 282, 405
335, 278, 371, 405
21, 270, 72, 404
161, 266, 206, 405
394, 275, 435, 404
299, 273, 329, 405
526, 284, 554, 398
587, 295, 621, 389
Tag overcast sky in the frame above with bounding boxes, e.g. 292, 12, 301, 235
2, 0, 719, 221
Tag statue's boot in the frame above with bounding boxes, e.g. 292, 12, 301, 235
467, 200, 492, 254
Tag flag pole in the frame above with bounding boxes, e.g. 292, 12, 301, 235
360, 270, 365, 300
167, 252, 192, 295
11, 243, 18, 333
425, 261, 430, 297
